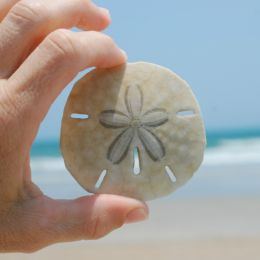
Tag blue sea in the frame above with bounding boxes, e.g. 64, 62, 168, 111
31, 129, 260, 200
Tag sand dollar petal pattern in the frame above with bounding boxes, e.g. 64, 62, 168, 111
99, 85, 169, 164
137, 127, 166, 161
107, 127, 134, 164
125, 84, 143, 119
141, 108, 169, 127
99, 110, 130, 128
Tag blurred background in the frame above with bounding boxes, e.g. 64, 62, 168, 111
7, 0, 260, 259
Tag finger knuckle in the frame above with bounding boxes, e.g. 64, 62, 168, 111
45, 29, 76, 61
9, 0, 47, 29
86, 215, 123, 240
0, 85, 19, 119
86, 217, 102, 240
88, 31, 114, 47
98, 33, 115, 47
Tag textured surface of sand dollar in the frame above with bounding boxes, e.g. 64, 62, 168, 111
61, 62, 206, 201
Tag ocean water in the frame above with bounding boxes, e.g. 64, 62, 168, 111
31, 129, 260, 200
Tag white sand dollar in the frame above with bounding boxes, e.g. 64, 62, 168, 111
60, 62, 206, 201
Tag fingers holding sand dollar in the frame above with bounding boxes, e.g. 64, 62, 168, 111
0, 0, 111, 78
7, 30, 126, 137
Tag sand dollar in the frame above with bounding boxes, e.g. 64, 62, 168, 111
60, 62, 206, 201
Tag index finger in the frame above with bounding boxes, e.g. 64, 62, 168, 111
7, 30, 127, 141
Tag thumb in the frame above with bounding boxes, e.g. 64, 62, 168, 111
50, 194, 148, 242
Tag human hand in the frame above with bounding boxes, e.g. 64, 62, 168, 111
0, 0, 148, 252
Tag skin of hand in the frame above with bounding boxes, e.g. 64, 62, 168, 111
0, 0, 149, 253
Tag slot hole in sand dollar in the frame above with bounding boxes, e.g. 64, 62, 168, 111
133, 147, 141, 175
70, 113, 89, 119
95, 170, 107, 189
165, 166, 177, 183
176, 110, 195, 117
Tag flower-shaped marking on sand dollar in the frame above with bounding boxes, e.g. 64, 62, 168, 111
99, 84, 169, 164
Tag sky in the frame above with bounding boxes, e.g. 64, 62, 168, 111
37, 0, 260, 140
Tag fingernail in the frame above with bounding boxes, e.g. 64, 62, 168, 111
99, 7, 111, 19
120, 49, 128, 60
125, 208, 148, 224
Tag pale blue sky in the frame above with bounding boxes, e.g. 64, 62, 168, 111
37, 0, 260, 140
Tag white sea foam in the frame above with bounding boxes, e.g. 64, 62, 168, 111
31, 157, 65, 172
30, 138, 260, 173
204, 138, 260, 166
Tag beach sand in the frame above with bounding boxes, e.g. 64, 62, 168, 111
1, 197, 260, 260
2, 238, 259, 260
